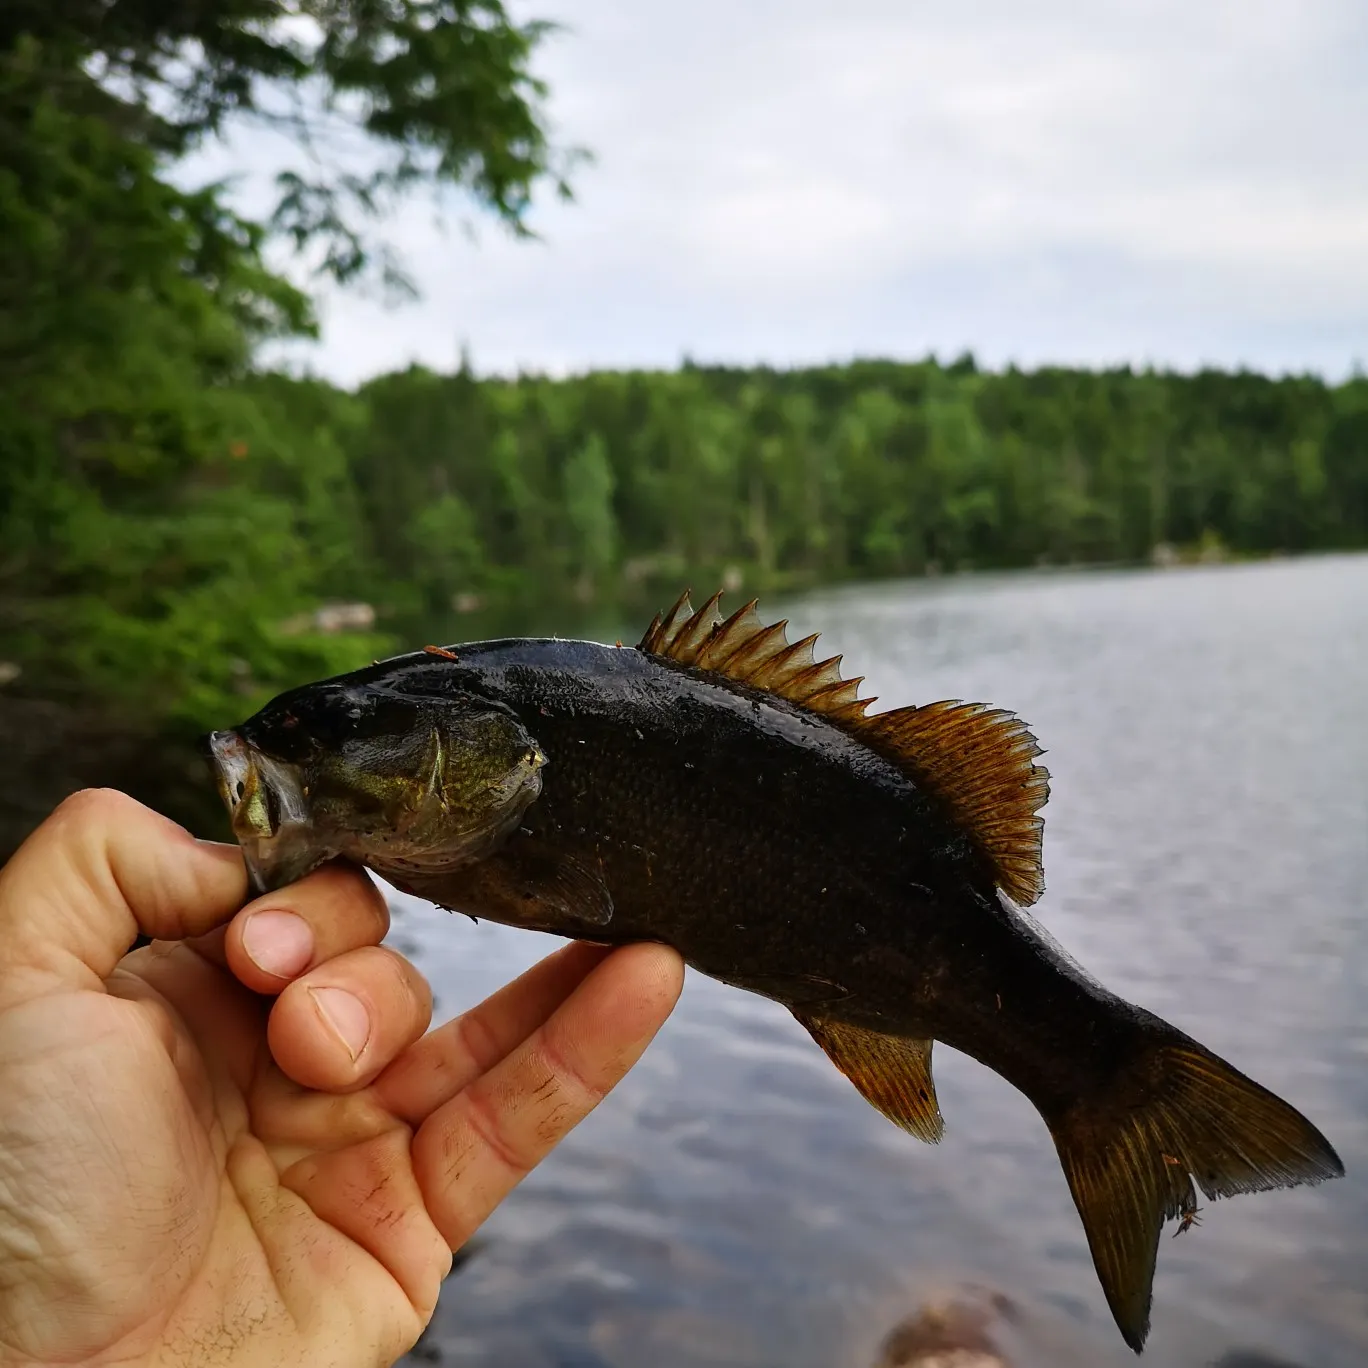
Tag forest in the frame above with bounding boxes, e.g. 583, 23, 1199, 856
10, 350, 1368, 735
3, 3, 1367, 855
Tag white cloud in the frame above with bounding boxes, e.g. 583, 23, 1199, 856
185, 0, 1368, 383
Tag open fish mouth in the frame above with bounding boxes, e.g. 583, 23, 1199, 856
206, 729, 322, 895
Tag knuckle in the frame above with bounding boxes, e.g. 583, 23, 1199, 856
362, 877, 392, 926
380, 945, 431, 1011
321, 861, 389, 916
53, 787, 139, 826
452, 1005, 503, 1075
459, 1085, 533, 1177
537, 1030, 606, 1111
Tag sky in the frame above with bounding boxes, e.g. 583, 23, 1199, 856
187, 0, 1368, 386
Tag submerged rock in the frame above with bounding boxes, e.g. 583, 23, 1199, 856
872, 1286, 1018, 1368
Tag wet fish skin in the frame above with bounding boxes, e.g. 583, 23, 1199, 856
210, 605, 1344, 1355
362, 640, 1073, 1049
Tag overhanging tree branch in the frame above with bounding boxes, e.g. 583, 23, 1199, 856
5, 0, 585, 293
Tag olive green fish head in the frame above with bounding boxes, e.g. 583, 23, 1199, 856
206, 681, 546, 895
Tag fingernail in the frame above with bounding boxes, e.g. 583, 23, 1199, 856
242, 910, 314, 979
309, 987, 371, 1062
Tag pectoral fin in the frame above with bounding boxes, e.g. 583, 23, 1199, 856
793, 1013, 944, 1143
396, 837, 614, 933
495, 839, 615, 928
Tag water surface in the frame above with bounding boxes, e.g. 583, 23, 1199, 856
395, 554, 1368, 1368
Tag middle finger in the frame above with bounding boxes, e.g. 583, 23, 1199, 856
411, 942, 683, 1250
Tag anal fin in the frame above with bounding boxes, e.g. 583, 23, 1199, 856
794, 1013, 944, 1143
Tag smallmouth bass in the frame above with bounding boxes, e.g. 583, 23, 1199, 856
206, 591, 1343, 1353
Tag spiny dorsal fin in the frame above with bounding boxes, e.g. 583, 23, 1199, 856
794, 1013, 943, 1143
639, 589, 876, 723
639, 590, 1050, 905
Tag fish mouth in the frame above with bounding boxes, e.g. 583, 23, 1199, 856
205, 730, 326, 896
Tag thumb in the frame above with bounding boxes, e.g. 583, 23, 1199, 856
0, 789, 248, 1005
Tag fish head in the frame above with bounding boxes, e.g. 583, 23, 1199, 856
206, 681, 546, 895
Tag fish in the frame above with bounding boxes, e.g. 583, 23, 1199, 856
205, 589, 1343, 1354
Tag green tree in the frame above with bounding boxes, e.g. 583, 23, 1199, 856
563, 434, 618, 588
411, 493, 487, 610
3, 0, 580, 292
0, 1, 579, 855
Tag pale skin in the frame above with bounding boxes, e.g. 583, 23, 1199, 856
0, 790, 685, 1367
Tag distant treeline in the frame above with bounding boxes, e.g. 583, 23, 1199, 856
7, 355, 1368, 742
347, 355, 1368, 610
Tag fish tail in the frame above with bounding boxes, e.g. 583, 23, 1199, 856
1044, 1016, 1343, 1354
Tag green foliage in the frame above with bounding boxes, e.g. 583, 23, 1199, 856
1, 0, 575, 758
0, 38, 377, 732
411, 493, 487, 610
4, 1, 577, 292
314, 360, 1368, 637
563, 435, 618, 588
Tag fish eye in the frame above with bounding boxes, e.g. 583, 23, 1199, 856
284, 687, 381, 747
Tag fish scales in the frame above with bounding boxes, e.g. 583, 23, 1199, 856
375, 639, 1127, 1112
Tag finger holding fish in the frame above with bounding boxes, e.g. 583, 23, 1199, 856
373, 939, 617, 1127
217, 861, 392, 992
410, 941, 684, 1250
267, 944, 433, 1091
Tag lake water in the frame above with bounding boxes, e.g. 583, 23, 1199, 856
392, 554, 1368, 1368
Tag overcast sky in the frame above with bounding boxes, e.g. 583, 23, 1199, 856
188, 0, 1368, 385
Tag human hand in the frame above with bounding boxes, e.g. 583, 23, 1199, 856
0, 790, 684, 1367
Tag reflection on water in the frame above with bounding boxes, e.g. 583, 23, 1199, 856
395, 554, 1368, 1368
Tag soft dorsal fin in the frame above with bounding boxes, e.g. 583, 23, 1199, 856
638, 590, 1050, 906
860, 701, 1049, 906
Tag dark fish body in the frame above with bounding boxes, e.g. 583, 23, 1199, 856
208, 593, 1344, 1354
349, 637, 1119, 1111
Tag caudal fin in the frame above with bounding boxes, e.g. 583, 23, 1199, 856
1047, 1028, 1343, 1353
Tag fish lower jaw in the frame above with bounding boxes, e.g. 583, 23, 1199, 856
206, 730, 321, 894
207, 729, 253, 817
239, 829, 335, 896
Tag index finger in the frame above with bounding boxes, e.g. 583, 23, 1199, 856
0, 789, 247, 1007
